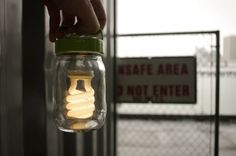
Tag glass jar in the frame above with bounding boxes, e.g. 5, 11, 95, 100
53, 35, 106, 132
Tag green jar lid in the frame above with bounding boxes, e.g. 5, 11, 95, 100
55, 35, 103, 55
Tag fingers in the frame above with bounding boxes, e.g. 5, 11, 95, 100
44, 0, 60, 42
61, 12, 75, 27
44, 0, 106, 42
91, 0, 106, 30
57, 12, 76, 38
73, 0, 106, 35
60, 0, 100, 34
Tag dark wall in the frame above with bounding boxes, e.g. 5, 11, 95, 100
22, 0, 46, 156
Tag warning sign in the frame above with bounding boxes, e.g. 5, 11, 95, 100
116, 57, 196, 103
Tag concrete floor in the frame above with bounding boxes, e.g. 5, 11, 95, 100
219, 122, 236, 156
117, 120, 236, 156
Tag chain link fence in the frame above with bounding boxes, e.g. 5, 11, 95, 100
118, 119, 213, 156
116, 32, 221, 156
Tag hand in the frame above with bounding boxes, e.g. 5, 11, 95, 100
44, 0, 106, 42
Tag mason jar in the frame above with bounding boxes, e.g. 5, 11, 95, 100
53, 35, 106, 132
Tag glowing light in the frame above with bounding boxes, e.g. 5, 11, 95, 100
65, 73, 95, 119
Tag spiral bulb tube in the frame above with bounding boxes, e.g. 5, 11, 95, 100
65, 74, 95, 119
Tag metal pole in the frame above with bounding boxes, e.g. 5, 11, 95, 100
113, 0, 117, 156
214, 31, 220, 156
0, 0, 23, 155
117, 31, 221, 37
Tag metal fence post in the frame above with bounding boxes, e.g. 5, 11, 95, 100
214, 31, 220, 156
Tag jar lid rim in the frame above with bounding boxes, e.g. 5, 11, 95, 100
55, 36, 103, 55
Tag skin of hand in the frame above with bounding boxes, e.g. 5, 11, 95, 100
43, 0, 106, 42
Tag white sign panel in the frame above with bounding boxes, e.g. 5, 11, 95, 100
116, 57, 196, 103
